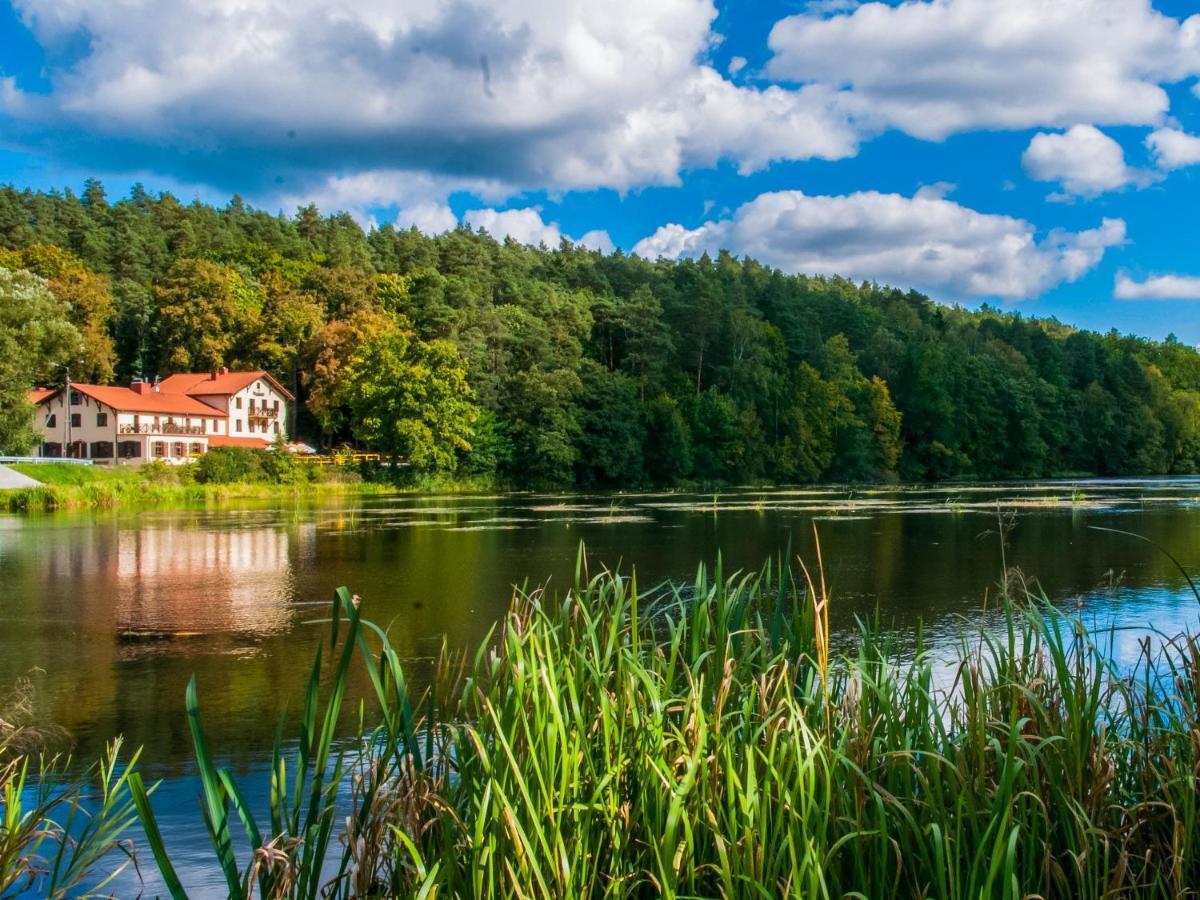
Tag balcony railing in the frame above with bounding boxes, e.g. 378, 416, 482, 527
247, 406, 279, 419
119, 423, 207, 436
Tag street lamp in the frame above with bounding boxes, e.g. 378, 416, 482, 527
53, 360, 83, 459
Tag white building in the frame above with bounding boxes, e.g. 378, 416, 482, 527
30, 369, 294, 463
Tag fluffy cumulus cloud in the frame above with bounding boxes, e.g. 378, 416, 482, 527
1146, 128, 1200, 170
463, 207, 612, 251
1115, 273, 1200, 300
1022, 125, 1151, 197
0, 0, 861, 205
634, 190, 1126, 300
396, 201, 459, 235
767, 0, 1200, 140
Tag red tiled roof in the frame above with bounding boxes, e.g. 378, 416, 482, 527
206, 435, 273, 449
159, 370, 294, 401
29, 388, 55, 404
32, 383, 229, 417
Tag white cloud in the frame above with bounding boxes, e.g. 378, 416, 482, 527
1115, 273, 1200, 300
727, 56, 747, 76
634, 189, 1125, 300
768, 0, 1200, 140
397, 201, 459, 235
1022, 125, 1151, 197
577, 229, 615, 253
1146, 127, 1200, 170
4, 0, 861, 203
464, 206, 612, 251
465, 208, 565, 246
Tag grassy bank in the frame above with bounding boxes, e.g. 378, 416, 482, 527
7, 550, 1200, 897
0, 463, 399, 512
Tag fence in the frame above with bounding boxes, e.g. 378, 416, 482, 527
0, 455, 93, 466
295, 452, 384, 466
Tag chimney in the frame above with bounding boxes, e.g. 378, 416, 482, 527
220, 366, 229, 376
132, 379, 152, 396
210, 370, 218, 381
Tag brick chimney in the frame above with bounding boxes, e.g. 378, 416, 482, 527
132, 380, 152, 396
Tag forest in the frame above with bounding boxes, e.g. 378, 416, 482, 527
2, 179, 1198, 488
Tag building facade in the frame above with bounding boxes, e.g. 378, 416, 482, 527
30, 369, 294, 463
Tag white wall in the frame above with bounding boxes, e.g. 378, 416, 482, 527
222, 378, 289, 441
34, 392, 213, 463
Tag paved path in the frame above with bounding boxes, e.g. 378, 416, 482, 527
0, 464, 42, 489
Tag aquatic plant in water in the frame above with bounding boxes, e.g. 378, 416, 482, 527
118, 544, 1200, 898
8, 539, 1200, 897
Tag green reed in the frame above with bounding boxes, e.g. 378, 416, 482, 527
118, 546, 1200, 898
8, 543, 1200, 897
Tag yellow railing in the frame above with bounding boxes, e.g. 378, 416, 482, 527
296, 452, 383, 466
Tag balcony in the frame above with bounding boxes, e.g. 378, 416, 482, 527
247, 406, 279, 419
119, 423, 207, 436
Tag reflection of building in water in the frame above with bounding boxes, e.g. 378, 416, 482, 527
115, 525, 310, 635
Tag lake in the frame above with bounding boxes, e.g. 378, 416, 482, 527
3, 479, 1200, 895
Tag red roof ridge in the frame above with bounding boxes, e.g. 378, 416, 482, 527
159, 369, 294, 401
33, 383, 228, 417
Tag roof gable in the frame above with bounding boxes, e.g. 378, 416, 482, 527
159, 370, 295, 401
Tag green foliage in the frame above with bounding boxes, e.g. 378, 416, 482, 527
154, 258, 260, 371
4, 181, 1200, 485
114, 551, 1200, 897
0, 267, 83, 453
641, 394, 693, 483
193, 446, 316, 485
336, 330, 478, 472
575, 359, 645, 486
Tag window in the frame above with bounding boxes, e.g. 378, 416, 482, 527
96, 412, 108, 427
235, 397, 243, 410
273, 399, 280, 411
69, 441, 87, 459
190, 442, 204, 456
273, 422, 280, 434
236, 420, 242, 432
172, 443, 185, 458
70, 391, 81, 406
118, 441, 141, 459
152, 441, 166, 458
249, 399, 255, 412
46, 414, 57, 428
42, 442, 62, 458
70, 413, 81, 428
90, 441, 114, 459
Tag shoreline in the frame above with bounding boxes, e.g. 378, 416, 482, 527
2, 462, 1194, 514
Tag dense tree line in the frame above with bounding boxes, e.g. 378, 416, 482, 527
2, 180, 1199, 486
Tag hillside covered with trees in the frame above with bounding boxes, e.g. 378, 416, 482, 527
2, 180, 1198, 487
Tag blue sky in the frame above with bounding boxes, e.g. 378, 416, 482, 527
2, 0, 1200, 340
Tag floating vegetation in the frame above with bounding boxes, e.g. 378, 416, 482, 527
441, 524, 525, 532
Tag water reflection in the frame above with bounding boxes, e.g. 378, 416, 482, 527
4, 480, 1200, 895
2, 480, 1200, 771
115, 524, 300, 635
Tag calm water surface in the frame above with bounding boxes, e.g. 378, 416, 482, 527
4, 480, 1200, 895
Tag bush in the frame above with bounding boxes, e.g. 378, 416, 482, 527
193, 448, 268, 483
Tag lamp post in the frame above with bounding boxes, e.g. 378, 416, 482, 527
53, 361, 82, 459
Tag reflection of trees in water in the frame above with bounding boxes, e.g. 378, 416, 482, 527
5, 489, 1200, 771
